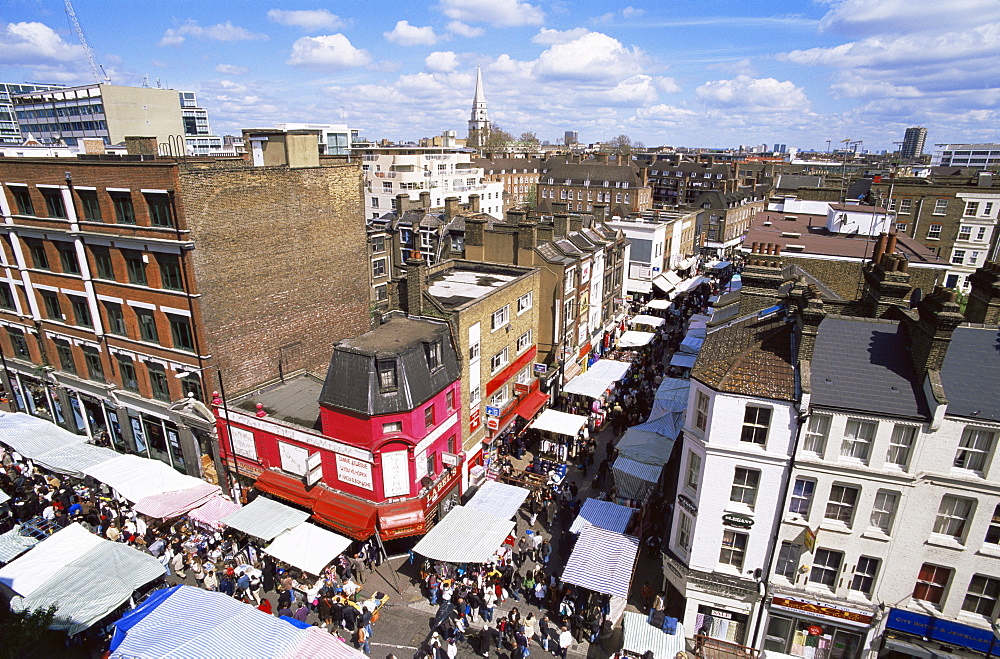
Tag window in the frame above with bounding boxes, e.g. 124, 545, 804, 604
741, 406, 771, 444
841, 419, 877, 461
933, 495, 973, 541
123, 251, 147, 285
986, 505, 1000, 545
694, 391, 709, 431
424, 340, 442, 370
374, 283, 387, 302
686, 451, 701, 490
963, 576, 1000, 617
953, 249, 966, 265
985, 202, 995, 217
145, 194, 174, 227
111, 192, 135, 224
517, 292, 532, 315
118, 355, 140, 391
181, 374, 203, 400
103, 302, 126, 336
91, 247, 114, 280
955, 427, 995, 473
370, 197, 379, 208
927, 224, 942, 239
933, 199, 948, 215
965, 201, 980, 217
803, 414, 831, 455
775, 542, 801, 579
382, 421, 402, 434
377, 359, 397, 391
825, 484, 859, 525
810, 548, 842, 588
789, 478, 815, 516
372, 258, 387, 278
850, 557, 880, 596
898, 199, 912, 214
516, 330, 532, 353
870, 490, 898, 534
887, 425, 916, 468
55, 340, 75, 373
730, 467, 760, 509
958, 225, 973, 241
0, 285, 15, 310
7, 328, 29, 357
157, 255, 183, 290
78, 191, 101, 221
10, 187, 34, 215
719, 530, 747, 570
70, 297, 92, 328
424, 404, 434, 428
26, 240, 49, 270
371, 235, 386, 253
446, 390, 455, 411
57, 245, 80, 274
82, 347, 104, 383
469, 341, 480, 361
913, 564, 951, 605
676, 513, 693, 552
41, 291, 61, 320
135, 308, 158, 343
491, 305, 510, 330
41, 189, 66, 218
169, 315, 195, 351
490, 347, 509, 373
147, 363, 170, 402
490, 385, 508, 409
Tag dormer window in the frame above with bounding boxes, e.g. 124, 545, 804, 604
425, 340, 443, 371
377, 359, 397, 392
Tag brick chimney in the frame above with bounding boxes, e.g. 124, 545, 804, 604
862, 232, 912, 318
419, 191, 431, 208
468, 194, 481, 213
596, 153, 609, 164
513, 212, 536, 265
905, 286, 964, 378
739, 242, 786, 315
569, 214, 583, 234
797, 285, 825, 364
552, 201, 568, 215
124, 136, 158, 156
964, 261, 1000, 324
395, 193, 410, 214
444, 196, 460, 221
553, 213, 570, 238
406, 254, 425, 316
464, 216, 487, 260
592, 204, 608, 224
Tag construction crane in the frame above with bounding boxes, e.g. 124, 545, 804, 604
64, 0, 110, 84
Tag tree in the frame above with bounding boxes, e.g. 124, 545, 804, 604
0, 604, 58, 659
518, 132, 540, 151
606, 134, 644, 159
483, 126, 514, 154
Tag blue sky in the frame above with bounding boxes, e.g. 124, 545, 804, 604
2, 0, 998, 151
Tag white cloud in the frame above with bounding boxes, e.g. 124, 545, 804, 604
287, 34, 371, 70
622, 7, 645, 18
215, 63, 248, 75
531, 27, 590, 45
578, 74, 659, 107
696, 75, 810, 112
0, 21, 84, 66
159, 21, 267, 46
266, 9, 345, 31
437, 0, 544, 26
829, 77, 921, 99
533, 31, 645, 82
383, 20, 439, 46
634, 104, 696, 124
707, 58, 756, 76
446, 21, 485, 37
657, 77, 681, 93
425, 51, 459, 73
817, 0, 998, 35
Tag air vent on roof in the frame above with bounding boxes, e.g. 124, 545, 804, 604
784, 244, 805, 252
762, 221, 772, 226
781, 231, 801, 238
783, 215, 797, 221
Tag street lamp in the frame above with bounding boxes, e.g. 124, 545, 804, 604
174, 365, 242, 502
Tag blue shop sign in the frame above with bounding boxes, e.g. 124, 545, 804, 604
886, 608, 997, 655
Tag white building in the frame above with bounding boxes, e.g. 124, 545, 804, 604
0, 82, 64, 144
945, 191, 1000, 290
607, 210, 697, 296
357, 147, 504, 220
931, 143, 1000, 170
273, 122, 356, 156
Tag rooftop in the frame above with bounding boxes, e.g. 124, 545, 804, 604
235, 372, 324, 431
940, 325, 1000, 422
425, 261, 529, 309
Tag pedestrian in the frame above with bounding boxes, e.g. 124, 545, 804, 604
257, 599, 273, 615
203, 568, 219, 592
539, 540, 552, 566
293, 600, 310, 622
531, 532, 543, 561
356, 624, 370, 655
481, 585, 496, 622
558, 625, 573, 659
538, 615, 550, 652
641, 581, 654, 611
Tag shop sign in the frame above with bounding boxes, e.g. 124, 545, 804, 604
662, 552, 689, 592
469, 408, 481, 433
487, 416, 499, 430
804, 526, 818, 552
677, 494, 698, 515
380, 521, 425, 539
885, 608, 995, 654
335, 453, 373, 491
807, 626, 823, 636
485, 405, 501, 417
722, 513, 754, 529
442, 452, 460, 466
513, 382, 529, 396
770, 596, 874, 627
533, 363, 547, 374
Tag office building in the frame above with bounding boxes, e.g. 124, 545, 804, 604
900, 127, 927, 159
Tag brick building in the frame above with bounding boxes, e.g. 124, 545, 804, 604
0, 135, 369, 485
694, 188, 769, 258
473, 156, 542, 210
646, 155, 737, 208
536, 155, 652, 216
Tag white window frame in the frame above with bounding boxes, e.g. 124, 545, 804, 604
965, 201, 980, 217
686, 450, 701, 490
933, 495, 974, 542
962, 575, 1000, 617
694, 391, 709, 432
887, 425, 916, 468
516, 330, 532, 354
898, 199, 912, 214
730, 467, 761, 509
932, 199, 948, 215
841, 418, 877, 462
775, 542, 801, 580
719, 530, 747, 571
517, 291, 533, 315
958, 225, 973, 241
491, 304, 510, 331
789, 478, 815, 517
372, 257, 387, 278
825, 484, 859, 526
850, 556, 880, 596
740, 406, 771, 445
490, 385, 509, 409
803, 414, 831, 455
927, 224, 942, 239
810, 548, 842, 589
490, 347, 509, 374
954, 427, 995, 474
870, 490, 898, 534
677, 512, 693, 553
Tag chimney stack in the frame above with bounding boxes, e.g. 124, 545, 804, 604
124, 136, 158, 156
739, 242, 786, 315
596, 153, 609, 164
965, 261, 1000, 324
395, 193, 410, 215
468, 194, 481, 213
797, 285, 825, 364
569, 214, 583, 233
406, 254, 425, 316
514, 212, 536, 264
553, 213, 570, 238
592, 204, 608, 224
906, 286, 964, 378
419, 191, 431, 208
444, 196, 460, 221
862, 246, 912, 318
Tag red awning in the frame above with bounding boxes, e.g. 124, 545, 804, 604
378, 499, 426, 539
515, 389, 550, 421
312, 489, 378, 541
255, 470, 322, 509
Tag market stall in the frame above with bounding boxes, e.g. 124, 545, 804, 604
0, 522, 102, 598
569, 498, 636, 535
0, 525, 41, 564
669, 353, 697, 371
616, 421, 679, 467
220, 496, 311, 543
528, 409, 589, 461
187, 494, 242, 530
644, 298, 673, 311
617, 331, 655, 348
134, 481, 221, 520
629, 314, 665, 328
679, 335, 705, 355
648, 378, 691, 422
562, 359, 631, 399
621, 610, 686, 659
263, 522, 353, 576
612, 456, 663, 502
412, 505, 515, 564
83, 454, 213, 504
466, 481, 530, 521
561, 525, 639, 600
0, 412, 118, 478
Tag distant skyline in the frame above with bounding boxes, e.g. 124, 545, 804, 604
1, 0, 998, 151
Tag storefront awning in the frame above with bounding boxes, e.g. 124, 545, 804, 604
569, 498, 636, 535
627, 280, 653, 294
670, 353, 697, 369
561, 526, 639, 599
221, 497, 310, 542
653, 271, 682, 293
618, 331, 654, 348
255, 470, 323, 509
188, 495, 242, 529
622, 611, 686, 659
312, 489, 377, 541
630, 314, 665, 328
562, 359, 631, 398
264, 523, 352, 576
515, 389, 550, 421
530, 409, 588, 437
83, 454, 211, 504
645, 299, 672, 310
467, 481, 530, 521
378, 499, 424, 534
412, 505, 514, 564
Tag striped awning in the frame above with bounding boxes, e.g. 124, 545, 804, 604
0, 525, 40, 564
83, 454, 212, 503
466, 481, 530, 521
0, 412, 118, 478
622, 611, 686, 658
570, 498, 636, 535
221, 497, 310, 542
188, 495, 242, 529
134, 481, 221, 520
561, 526, 639, 599
612, 456, 662, 500
413, 505, 514, 564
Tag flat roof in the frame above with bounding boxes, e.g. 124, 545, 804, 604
235, 372, 323, 431
425, 263, 528, 309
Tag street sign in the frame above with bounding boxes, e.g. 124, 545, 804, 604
485, 405, 501, 417
487, 417, 499, 430
533, 363, 547, 374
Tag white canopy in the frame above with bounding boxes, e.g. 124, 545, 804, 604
629, 314, 665, 328
689, 313, 713, 324
466, 481, 530, 521
83, 454, 210, 503
413, 505, 514, 564
644, 299, 672, 310
530, 409, 588, 436
562, 359, 631, 398
618, 331, 655, 348
622, 611, 686, 658
0, 523, 103, 597
264, 523, 352, 576
0, 412, 118, 478
221, 497, 311, 542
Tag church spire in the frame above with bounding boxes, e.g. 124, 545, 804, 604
468, 65, 490, 147
472, 65, 486, 108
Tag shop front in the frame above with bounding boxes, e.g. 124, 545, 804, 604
880, 607, 999, 659
763, 594, 875, 659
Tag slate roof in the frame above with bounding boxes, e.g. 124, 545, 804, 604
940, 325, 1000, 422
811, 316, 930, 420
692, 313, 796, 401
541, 159, 644, 185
